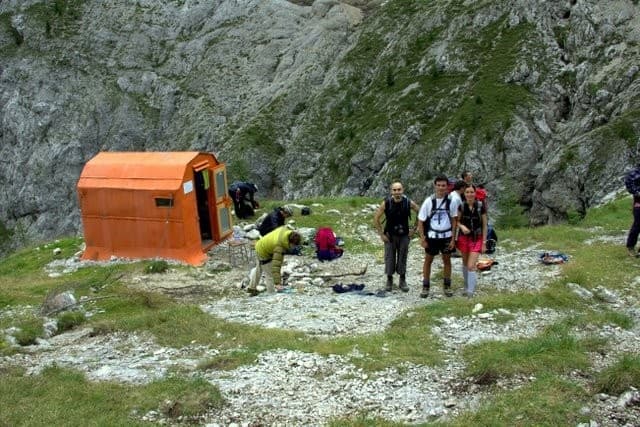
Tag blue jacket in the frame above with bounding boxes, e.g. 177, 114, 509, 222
229, 181, 257, 201
625, 167, 640, 196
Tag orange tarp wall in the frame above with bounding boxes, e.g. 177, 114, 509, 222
77, 152, 233, 266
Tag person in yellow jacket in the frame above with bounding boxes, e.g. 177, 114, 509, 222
247, 226, 302, 296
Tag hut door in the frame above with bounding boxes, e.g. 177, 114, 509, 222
212, 165, 233, 240
194, 168, 213, 242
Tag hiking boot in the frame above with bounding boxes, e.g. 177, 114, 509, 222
399, 278, 409, 292
419, 286, 430, 298
385, 277, 393, 292
443, 286, 453, 297
247, 288, 259, 297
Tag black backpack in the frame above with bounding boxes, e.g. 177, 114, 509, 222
383, 195, 411, 235
624, 168, 640, 195
460, 200, 483, 239
258, 209, 281, 236
424, 196, 452, 236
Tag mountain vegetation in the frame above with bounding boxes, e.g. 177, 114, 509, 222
0, 0, 639, 254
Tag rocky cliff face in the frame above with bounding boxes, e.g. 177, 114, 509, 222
0, 0, 639, 252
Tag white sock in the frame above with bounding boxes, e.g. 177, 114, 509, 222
468, 271, 477, 295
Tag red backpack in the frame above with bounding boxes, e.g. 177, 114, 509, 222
315, 227, 336, 251
446, 178, 457, 194
475, 187, 488, 209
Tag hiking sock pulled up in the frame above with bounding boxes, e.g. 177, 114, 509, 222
462, 266, 469, 291
467, 271, 477, 296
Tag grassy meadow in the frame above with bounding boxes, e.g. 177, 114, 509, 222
0, 194, 639, 426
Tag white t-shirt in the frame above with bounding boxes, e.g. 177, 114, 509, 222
449, 191, 462, 214
418, 195, 458, 238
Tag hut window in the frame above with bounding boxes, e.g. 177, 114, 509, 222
155, 197, 174, 208
215, 171, 226, 198
219, 206, 231, 232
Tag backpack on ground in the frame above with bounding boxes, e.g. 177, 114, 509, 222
237, 199, 255, 218
486, 224, 498, 254
476, 256, 498, 271
315, 227, 337, 250
315, 227, 343, 261
539, 251, 568, 265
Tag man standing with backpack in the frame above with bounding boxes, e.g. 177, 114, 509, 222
417, 175, 459, 298
373, 182, 420, 292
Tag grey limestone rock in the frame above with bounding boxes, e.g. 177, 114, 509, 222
0, 0, 639, 253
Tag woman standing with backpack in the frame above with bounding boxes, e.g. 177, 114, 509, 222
456, 184, 488, 297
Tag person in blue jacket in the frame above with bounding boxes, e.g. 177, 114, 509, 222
229, 181, 258, 219
624, 165, 640, 256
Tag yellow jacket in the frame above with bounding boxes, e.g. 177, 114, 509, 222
255, 226, 295, 285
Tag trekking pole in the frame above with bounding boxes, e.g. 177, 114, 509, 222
287, 265, 367, 279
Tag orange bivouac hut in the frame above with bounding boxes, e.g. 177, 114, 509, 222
77, 151, 233, 266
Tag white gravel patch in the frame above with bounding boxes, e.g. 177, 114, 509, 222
2, 234, 640, 426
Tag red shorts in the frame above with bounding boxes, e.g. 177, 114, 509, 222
457, 234, 482, 253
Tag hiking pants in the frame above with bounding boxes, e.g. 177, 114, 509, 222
384, 234, 409, 276
627, 199, 640, 250
249, 258, 275, 293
